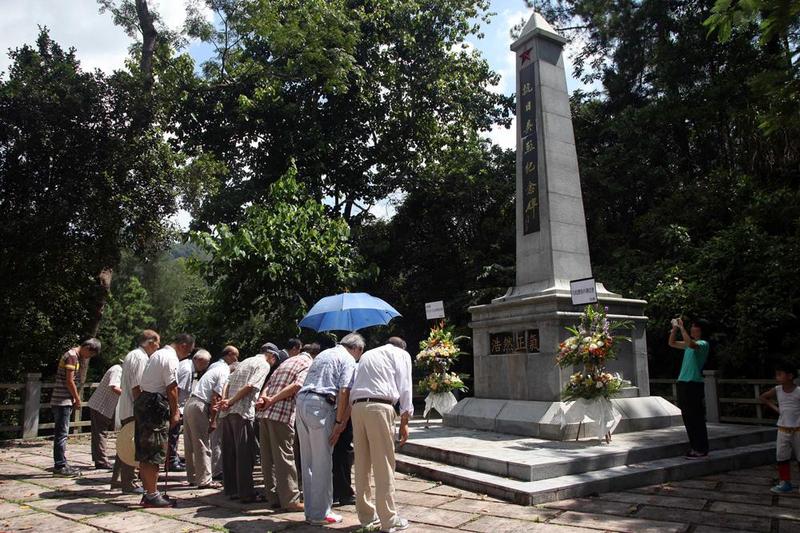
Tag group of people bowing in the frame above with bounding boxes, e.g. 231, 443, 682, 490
50, 330, 413, 532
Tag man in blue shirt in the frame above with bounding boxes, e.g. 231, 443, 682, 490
296, 333, 362, 526
669, 318, 711, 459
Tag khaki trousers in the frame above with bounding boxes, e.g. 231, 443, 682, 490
352, 402, 397, 529
90, 408, 114, 467
258, 418, 301, 507
183, 397, 212, 486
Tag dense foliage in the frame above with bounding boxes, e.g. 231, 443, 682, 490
188, 166, 360, 356
0, 30, 187, 380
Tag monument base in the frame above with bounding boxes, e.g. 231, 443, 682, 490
443, 396, 682, 440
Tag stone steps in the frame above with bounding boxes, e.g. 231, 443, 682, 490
399, 425, 776, 482
397, 441, 776, 506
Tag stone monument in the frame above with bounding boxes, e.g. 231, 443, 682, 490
444, 12, 681, 439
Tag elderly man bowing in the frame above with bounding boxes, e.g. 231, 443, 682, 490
182, 349, 224, 488
296, 333, 363, 525
217, 348, 271, 503
112, 330, 160, 494
255, 344, 312, 511
135, 333, 195, 508
350, 337, 413, 533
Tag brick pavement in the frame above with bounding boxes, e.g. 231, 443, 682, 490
0, 435, 796, 532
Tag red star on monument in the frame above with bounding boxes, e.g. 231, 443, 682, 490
520, 49, 532, 65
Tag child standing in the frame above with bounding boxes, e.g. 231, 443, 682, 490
760, 361, 800, 493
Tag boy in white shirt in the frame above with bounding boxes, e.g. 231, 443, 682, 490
760, 361, 800, 493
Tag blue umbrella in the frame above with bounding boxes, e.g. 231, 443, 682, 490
299, 292, 401, 332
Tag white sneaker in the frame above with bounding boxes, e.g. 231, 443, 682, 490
381, 518, 410, 533
308, 512, 343, 525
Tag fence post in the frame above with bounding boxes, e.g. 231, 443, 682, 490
23, 373, 42, 439
703, 370, 720, 423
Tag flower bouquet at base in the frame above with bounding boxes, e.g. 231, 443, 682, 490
555, 305, 632, 402
416, 322, 469, 420
563, 371, 624, 401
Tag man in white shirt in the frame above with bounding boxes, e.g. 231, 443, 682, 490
167, 350, 211, 471
111, 330, 160, 494
87, 363, 122, 469
183, 349, 226, 488
134, 333, 195, 508
349, 337, 413, 533
209, 345, 239, 480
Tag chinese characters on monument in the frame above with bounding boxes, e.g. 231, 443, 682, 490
519, 49, 540, 235
489, 329, 540, 355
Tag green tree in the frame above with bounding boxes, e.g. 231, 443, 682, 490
0, 30, 185, 381
705, 0, 800, 133
167, 0, 512, 228
189, 164, 360, 355
96, 277, 156, 377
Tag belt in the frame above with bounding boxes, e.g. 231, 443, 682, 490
189, 395, 210, 405
303, 391, 332, 399
353, 398, 394, 405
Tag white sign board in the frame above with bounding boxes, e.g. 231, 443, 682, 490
425, 301, 445, 320
570, 278, 598, 306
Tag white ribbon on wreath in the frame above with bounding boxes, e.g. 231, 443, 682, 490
423, 391, 458, 418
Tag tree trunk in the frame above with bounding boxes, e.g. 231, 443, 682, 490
135, 0, 157, 90
80, 267, 112, 385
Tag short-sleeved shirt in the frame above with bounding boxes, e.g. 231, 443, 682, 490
677, 340, 709, 383
221, 355, 270, 421
258, 353, 312, 425
192, 361, 230, 404
140, 345, 179, 395
51, 348, 80, 407
777, 386, 800, 428
87, 364, 122, 419
176, 358, 194, 407
351, 344, 414, 416
119, 347, 149, 421
299, 345, 356, 397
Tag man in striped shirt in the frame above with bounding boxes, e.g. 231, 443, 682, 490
87, 363, 122, 469
256, 346, 312, 511
51, 338, 101, 477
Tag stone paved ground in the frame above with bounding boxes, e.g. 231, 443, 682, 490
0, 435, 797, 533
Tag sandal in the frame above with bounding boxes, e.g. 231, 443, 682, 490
197, 481, 223, 489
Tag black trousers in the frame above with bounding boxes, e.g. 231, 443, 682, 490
221, 413, 257, 499
677, 381, 709, 454
332, 419, 354, 501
